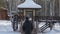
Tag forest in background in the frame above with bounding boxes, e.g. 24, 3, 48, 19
0, 0, 59, 16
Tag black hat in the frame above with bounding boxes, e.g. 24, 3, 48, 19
26, 17, 29, 19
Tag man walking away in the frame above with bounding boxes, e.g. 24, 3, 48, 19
22, 17, 33, 34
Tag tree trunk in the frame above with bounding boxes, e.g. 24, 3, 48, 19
50, 0, 55, 16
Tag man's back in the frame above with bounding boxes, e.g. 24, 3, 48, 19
22, 17, 33, 34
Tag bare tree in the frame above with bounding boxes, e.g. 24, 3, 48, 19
50, 0, 55, 16
0, 0, 5, 8
59, 0, 60, 16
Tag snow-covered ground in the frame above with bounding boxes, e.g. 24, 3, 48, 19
38, 22, 60, 34
0, 20, 60, 34
0, 20, 20, 34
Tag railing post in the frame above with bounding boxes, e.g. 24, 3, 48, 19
33, 16, 38, 34
36, 19, 38, 34
20, 16, 24, 34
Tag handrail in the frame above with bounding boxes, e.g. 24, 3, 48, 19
40, 23, 49, 32
38, 20, 60, 22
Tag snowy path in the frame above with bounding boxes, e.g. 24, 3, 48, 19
0, 20, 60, 34
0, 20, 20, 34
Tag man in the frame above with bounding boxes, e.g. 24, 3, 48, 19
12, 14, 20, 31
22, 17, 33, 34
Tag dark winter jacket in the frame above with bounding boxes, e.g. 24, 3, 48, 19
22, 19, 33, 34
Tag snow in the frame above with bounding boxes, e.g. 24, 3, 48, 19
37, 22, 60, 34
53, 23, 60, 31
44, 23, 60, 34
0, 20, 11, 26
0, 20, 60, 34
38, 22, 45, 28
0, 20, 20, 34
17, 0, 42, 8
45, 29, 60, 34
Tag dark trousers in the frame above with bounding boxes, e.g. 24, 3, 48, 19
25, 31, 31, 34
12, 21, 18, 31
